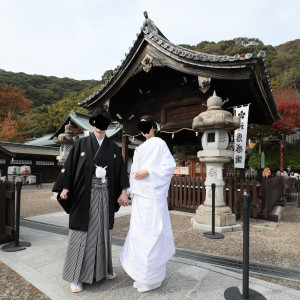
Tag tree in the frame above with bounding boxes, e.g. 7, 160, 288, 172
0, 69, 100, 107
248, 140, 300, 171
0, 110, 17, 141
271, 85, 300, 138
20, 91, 91, 138
101, 70, 113, 81
248, 85, 300, 142
0, 84, 33, 142
248, 85, 300, 172
269, 39, 300, 90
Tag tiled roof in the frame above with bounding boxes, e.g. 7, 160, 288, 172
0, 145, 16, 157
0, 142, 60, 156
49, 110, 94, 139
24, 134, 54, 147
142, 26, 255, 63
24, 111, 123, 147
79, 14, 275, 114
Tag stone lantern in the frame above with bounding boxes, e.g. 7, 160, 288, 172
53, 122, 79, 163
192, 91, 242, 232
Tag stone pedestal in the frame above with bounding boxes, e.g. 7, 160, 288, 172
191, 217, 242, 233
193, 150, 240, 231
195, 205, 236, 227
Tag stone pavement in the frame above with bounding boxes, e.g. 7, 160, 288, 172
0, 207, 299, 300
23, 205, 133, 228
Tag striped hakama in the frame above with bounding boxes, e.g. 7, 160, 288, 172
62, 177, 113, 284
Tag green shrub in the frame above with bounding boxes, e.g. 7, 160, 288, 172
248, 140, 300, 172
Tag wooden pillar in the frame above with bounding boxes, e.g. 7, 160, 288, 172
224, 163, 227, 177
122, 135, 128, 170
189, 158, 196, 177
164, 134, 174, 154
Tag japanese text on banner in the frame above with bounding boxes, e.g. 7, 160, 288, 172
234, 105, 249, 169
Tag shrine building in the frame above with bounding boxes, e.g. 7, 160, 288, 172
79, 12, 280, 176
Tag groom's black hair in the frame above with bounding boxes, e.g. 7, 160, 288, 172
89, 106, 111, 126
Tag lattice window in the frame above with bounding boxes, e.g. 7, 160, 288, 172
11, 160, 32, 165
219, 131, 226, 143
36, 161, 55, 166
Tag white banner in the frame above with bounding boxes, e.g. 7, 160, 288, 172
234, 105, 250, 168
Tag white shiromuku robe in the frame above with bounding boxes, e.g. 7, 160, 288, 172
120, 137, 176, 286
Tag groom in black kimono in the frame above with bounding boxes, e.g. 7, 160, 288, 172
53, 107, 129, 293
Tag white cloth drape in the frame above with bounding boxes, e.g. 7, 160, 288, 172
120, 137, 176, 285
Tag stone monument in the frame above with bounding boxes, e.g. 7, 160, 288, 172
191, 91, 242, 232
53, 121, 79, 163
51, 122, 79, 200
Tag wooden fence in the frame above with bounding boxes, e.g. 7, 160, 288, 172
0, 182, 15, 244
261, 177, 284, 219
168, 176, 281, 220
168, 176, 206, 212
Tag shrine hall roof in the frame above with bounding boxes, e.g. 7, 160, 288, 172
24, 111, 122, 147
0, 142, 59, 157
78, 13, 279, 123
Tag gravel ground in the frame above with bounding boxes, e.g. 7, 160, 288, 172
19, 188, 63, 219
112, 202, 300, 290
0, 188, 299, 298
0, 261, 50, 300
113, 203, 300, 269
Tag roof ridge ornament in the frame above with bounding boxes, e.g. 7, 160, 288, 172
257, 50, 266, 59
198, 76, 211, 94
143, 11, 158, 34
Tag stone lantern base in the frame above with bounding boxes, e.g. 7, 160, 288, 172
191, 204, 242, 233
196, 205, 236, 226
191, 217, 242, 233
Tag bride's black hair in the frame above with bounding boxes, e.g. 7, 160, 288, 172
140, 115, 160, 136
140, 115, 157, 130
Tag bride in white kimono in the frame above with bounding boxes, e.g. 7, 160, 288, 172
120, 115, 176, 293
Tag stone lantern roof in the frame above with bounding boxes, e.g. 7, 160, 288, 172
53, 121, 79, 145
192, 91, 240, 133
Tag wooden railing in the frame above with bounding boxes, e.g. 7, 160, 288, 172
261, 177, 284, 219
167, 176, 261, 218
0, 182, 15, 244
168, 176, 206, 211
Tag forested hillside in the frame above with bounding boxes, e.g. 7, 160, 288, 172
0, 37, 299, 142
0, 70, 100, 107
179, 38, 299, 90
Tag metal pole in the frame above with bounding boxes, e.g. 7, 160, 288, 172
224, 192, 266, 300
2, 181, 31, 252
14, 182, 22, 247
212, 183, 215, 235
297, 175, 300, 208
242, 192, 251, 299
204, 183, 224, 239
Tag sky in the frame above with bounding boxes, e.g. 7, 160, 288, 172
0, 0, 299, 81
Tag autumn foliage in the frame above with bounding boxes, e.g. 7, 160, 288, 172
0, 84, 33, 142
272, 85, 300, 137
247, 84, 300, 141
